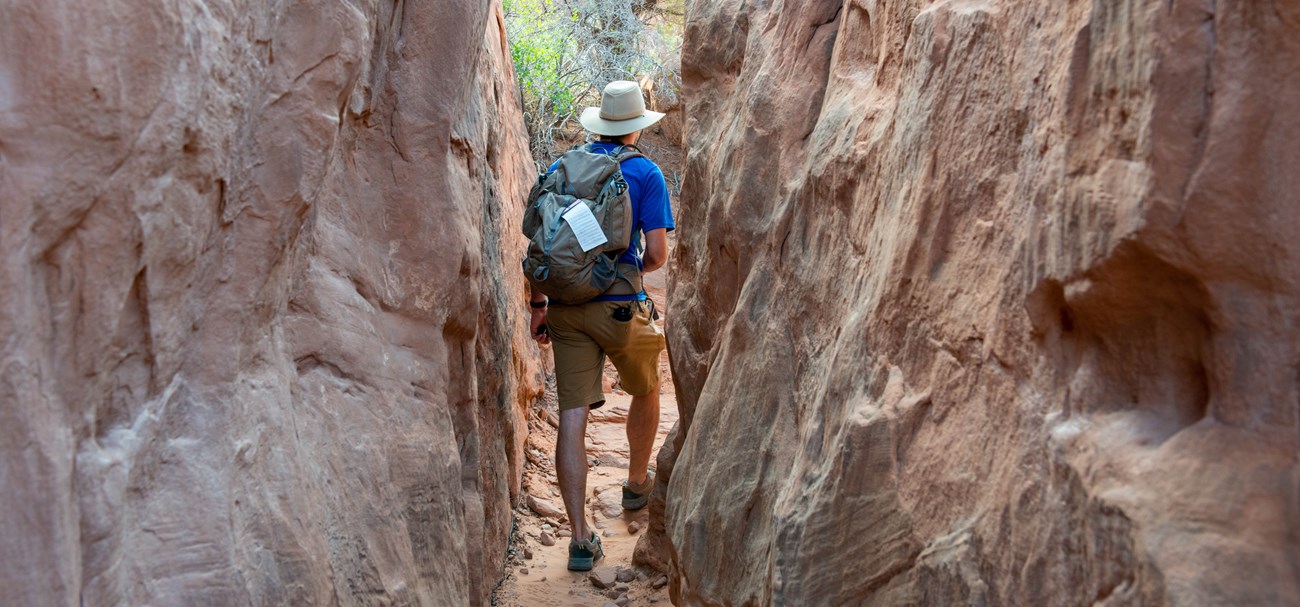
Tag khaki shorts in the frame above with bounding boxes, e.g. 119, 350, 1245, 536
548, 299, 665, 410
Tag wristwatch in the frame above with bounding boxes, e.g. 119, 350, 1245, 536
530, 300, 548, 309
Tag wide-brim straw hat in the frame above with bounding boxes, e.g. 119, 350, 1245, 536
579, 80, 665, 137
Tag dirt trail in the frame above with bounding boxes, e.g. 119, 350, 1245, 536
493, 246, 678, 607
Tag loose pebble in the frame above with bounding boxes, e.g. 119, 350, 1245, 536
588, 567, 618, 589
653, 575, 669, 589
538, 532, 555, 547
526, 495, 565, 519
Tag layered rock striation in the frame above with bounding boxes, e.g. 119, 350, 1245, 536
654, 0, 1300, 604
1, 0, 539, 604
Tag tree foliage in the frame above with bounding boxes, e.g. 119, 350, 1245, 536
504, 0, 682, 167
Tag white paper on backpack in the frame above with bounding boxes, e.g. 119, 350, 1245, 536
562, 202, 608, 252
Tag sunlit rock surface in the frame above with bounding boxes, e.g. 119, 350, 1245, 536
0, 1, 540, 604
652, 0, 1300, 604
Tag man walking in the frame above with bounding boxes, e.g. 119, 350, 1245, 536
526, 81, 673, 571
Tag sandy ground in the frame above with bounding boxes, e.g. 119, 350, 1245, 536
492, 246, 678, 607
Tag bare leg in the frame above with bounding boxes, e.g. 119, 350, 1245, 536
626, 389, 660, 485
557, 406, 591, 542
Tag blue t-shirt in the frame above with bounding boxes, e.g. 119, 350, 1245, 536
548, 142, 675, 299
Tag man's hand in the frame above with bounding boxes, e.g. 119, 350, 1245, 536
529, 308, 550, 345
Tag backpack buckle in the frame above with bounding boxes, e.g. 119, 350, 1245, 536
611, 306, 634, 322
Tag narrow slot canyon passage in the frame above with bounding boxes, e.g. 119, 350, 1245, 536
2, 0, 1298, 606
491, 246, 680, 607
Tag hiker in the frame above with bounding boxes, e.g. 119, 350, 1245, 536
523, 80, 673, 571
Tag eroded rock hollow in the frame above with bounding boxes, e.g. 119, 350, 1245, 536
653, 0, 1300, 604
1, 0, 540, 604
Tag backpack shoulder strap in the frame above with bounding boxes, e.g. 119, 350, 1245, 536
612, 144, 645, 163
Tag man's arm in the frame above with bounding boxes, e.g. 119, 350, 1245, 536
642, 228, 669, 273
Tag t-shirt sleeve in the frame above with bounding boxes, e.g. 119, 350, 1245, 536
637, 163, 675, 233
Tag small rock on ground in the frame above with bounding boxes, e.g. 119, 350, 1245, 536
627, 521, 642, 534
519, 568, 529, 575
589, 567, 618, 589
593, 487, 623, 519
653, 575, 669, 589
615, 567, 636, 583
538, 532, 555, 547
615, 597, 630, 607
527, 495, 565, 519
604, 588, 621, 599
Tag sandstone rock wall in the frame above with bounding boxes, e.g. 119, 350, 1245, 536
657, 0, 1300, 604
0, 0, 540, 604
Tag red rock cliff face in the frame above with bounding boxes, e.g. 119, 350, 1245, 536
660, 0, 1300, 604
0, 1, 539, 604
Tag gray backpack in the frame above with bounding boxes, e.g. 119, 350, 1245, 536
522, 144, 642, 304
